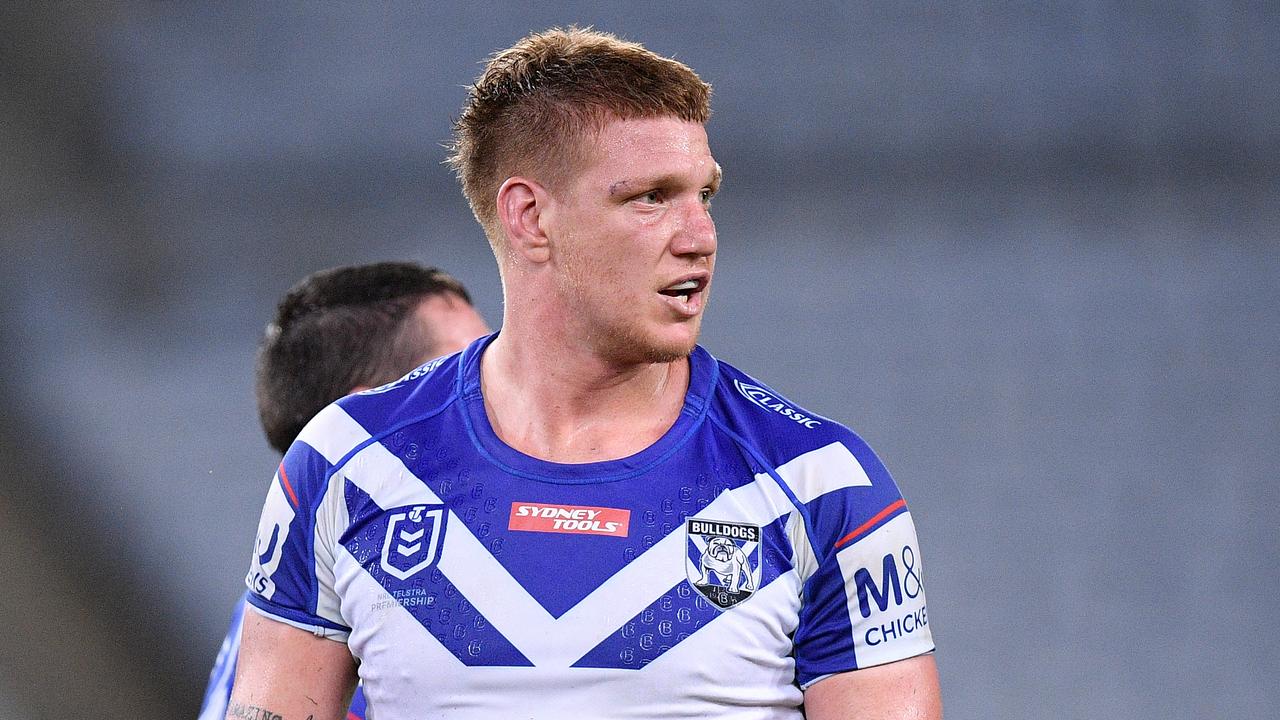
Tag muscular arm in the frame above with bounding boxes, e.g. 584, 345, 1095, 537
803, 654, 942, 720
226, 609, 359, 720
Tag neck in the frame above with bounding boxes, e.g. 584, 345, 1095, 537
479, 311, 691, 464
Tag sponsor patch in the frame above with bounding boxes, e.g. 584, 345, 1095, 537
508, 502, 630, 537
380, 504, 446, 581
245, 472, 297, 599
733, 378, 821, 428
836, 513, 932, 664
686, 518, 762, 609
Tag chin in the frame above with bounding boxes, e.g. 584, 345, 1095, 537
638, 328, 702, 364
640, 342, 695, 365
603, 321, 701, 365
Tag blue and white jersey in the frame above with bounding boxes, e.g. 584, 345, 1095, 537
197, 595, 244, 720
245, 335, 933, 719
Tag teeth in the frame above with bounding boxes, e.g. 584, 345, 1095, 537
667, 279, 699, 292
678, 294, 690, 303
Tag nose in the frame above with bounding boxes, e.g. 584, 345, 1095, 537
670, 198, 717, 259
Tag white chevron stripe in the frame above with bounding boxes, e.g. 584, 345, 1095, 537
304, 405, 443, 507
411, 459, 798, 667
298, 403, 371, 464
339, 550, 806, 718
774, 441, 871, 502
436, 515, 566, 662
317, 405, 857, 668
348, 439, 444, 508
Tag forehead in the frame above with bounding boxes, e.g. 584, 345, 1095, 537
575, 116, 715, 184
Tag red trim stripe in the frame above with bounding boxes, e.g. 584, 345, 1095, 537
834, 498, 906, 550
347, 713, 361, 720
278, 462, 300, 509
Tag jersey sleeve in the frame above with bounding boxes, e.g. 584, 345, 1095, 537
791, 432, 934, 687
243, 436, 351, 639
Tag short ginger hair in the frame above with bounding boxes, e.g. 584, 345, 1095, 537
448, 27, 712, 245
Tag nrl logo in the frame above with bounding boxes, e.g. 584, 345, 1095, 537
685, 518, 762, 609
380, 504, 446, 581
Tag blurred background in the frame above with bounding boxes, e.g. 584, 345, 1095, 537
1, 2, 1276, 718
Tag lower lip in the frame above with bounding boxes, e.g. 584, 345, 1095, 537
661, 290, 703, 317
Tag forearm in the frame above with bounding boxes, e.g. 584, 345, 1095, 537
225, 701, 305, 720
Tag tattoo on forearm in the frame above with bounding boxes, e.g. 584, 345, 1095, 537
226, 702, 284, 720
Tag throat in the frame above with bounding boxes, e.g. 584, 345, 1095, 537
495, 407, 683, 464
480, 350, 691, 464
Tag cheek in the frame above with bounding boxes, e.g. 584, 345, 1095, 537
594, 252, 635, 289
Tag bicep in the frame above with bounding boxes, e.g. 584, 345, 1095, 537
803, 654, 941, 720
227, 608, 358, 720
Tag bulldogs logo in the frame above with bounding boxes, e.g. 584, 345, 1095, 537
686, 518, 762, 609
380, 505, 446, 581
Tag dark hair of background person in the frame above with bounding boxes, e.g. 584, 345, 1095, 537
255, 262, 472, 453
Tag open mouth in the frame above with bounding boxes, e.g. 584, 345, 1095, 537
658, 276, 708, 305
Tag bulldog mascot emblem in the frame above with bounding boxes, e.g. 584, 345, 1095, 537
686, 518, 762, 609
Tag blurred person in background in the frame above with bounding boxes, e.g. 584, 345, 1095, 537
232, 27, 939, 719
198, 261, 488, 720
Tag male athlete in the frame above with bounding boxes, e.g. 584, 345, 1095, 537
198, 262, 488, 720
231, 28, 941, 719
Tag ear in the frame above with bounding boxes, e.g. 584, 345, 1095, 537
496, 176, 552, 264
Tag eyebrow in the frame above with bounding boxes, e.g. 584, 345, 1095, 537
608, 166, 724, 197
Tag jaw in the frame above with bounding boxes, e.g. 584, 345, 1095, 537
584, 306, 703, 367
640, 309, 705, 362
538, 262, 712, 366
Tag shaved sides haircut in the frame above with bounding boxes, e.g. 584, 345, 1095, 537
447, 26, 713, 244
